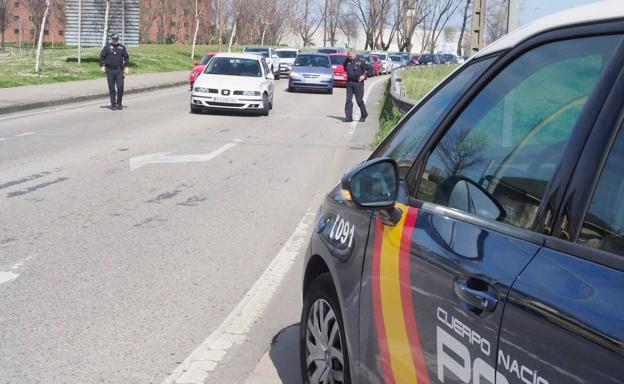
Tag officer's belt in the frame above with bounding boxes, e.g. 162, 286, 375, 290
105, 65, 124, 69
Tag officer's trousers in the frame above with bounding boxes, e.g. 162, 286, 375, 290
106, 68, 125, 107
345, 81, 367, 119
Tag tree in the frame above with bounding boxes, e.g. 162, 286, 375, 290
191, 0, 203, 58
396, 0, 430, 53
457, 0, 471, 56
296, 0, 322, 47
486, 0, 508, 43
421, 0, 462, 53
0, 0, 14, 52
34, 0, 51, 73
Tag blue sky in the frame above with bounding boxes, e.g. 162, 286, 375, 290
519, 0, 604, 24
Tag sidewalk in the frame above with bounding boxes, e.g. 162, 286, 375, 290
0, 71, 188, 115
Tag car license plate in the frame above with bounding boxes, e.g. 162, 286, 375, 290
215, 97, 236, 103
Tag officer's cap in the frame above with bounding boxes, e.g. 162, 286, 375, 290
111, 33, 119, 40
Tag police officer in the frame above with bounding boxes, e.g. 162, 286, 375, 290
100, 33, 129, 110
343, 49, 368, 122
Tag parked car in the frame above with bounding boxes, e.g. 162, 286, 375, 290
409, 54, 421, 65
370, 52, 392, 74
242, 47, 281, 79
299, 1, 624, 383
401, 52, 411, 66
317, 47, 347, 54
441, 53, 465, 64
275, 48, 299, 78
190, 53, 274, 116
288, 53, 334, 94
329, 53, 348, 86
389, 54, 404, 70
368, 54, 384, 76
418, 53, 441, 65
189, 52, 217, 90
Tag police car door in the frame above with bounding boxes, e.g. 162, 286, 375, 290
358, 29, 623, 383
498, 24, 624, 384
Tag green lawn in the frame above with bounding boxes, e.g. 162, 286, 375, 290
400, 64, 458, 102
0, 44, 242, 88
373, 65, 458, 147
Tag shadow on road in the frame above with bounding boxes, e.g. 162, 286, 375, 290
326, 115, 347, 122
269, 323, 302, 384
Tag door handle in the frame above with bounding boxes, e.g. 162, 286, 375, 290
454, 280, 498, 313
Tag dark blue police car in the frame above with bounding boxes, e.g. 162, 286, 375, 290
300, 2, 624, 383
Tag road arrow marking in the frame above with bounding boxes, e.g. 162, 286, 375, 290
129, 140, 242, 171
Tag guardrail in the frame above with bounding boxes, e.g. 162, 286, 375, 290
389, 69, 416, 114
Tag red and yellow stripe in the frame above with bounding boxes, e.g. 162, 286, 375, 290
372, 204, 431, 384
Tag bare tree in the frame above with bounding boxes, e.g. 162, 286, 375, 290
296, 0, 322, 47
34, 0, 51, 73
0, 0, 13, 52
191, 0, 203, 58
422, 0, 462, 53
396, 0, 430, 52
456, 0, 471, 56
486, 0, 508, 43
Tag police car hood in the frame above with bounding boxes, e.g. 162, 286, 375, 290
195, 74, 265, 89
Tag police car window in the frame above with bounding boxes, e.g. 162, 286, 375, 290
372, 57, 494, 175
205, 58, 262, 77
416, 35, 622, 230
579, 128, 624, 256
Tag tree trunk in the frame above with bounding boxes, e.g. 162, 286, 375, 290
457, 0, 471, 56
228, 20, 236, 52
191, 0, 199, 58
34, 0, 51, 73
101, 0, 110, 47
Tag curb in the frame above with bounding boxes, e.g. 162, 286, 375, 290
0, 80, 187, 116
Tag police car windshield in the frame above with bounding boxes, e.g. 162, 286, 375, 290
204, 57, 262, 77
199, 55, 214, 65
329, 56, 347, 65
294, 55, 331, 68
276, 51, 297, 58
244, 48, 269, 58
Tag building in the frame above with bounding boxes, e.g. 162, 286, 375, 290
2, 0, 66, 46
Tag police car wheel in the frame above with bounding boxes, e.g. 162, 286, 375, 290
300, 273, 350, 384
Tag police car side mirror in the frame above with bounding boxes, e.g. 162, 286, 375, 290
436, 176, 506, 222
341, 158, 399, 210
266, 73, 275, 80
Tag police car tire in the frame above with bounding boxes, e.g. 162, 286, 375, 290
300, 273, 351, 384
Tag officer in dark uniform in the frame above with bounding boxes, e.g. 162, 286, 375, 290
343, 49, 368, 122
99, 33, 129, 110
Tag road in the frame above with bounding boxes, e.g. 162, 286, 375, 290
0, 77, 387, 384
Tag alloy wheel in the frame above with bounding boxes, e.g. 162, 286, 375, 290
305, 298, 345, 384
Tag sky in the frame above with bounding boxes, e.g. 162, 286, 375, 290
519, 0, 605, 25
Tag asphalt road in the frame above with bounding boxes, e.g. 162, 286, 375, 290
0, 77, 387, 384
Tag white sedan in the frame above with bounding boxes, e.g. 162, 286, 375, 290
190, 53, 275, 116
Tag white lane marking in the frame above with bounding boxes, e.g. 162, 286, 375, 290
129, 139, 242, 171
348, 76, 388, 140
0, 87, 185, 122
161, 211, 315, 384
15, 131, 36, 137
0, 138, 7, 142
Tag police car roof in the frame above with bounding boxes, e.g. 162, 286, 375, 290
213, 52, 263, 60
476, 0, 624, 58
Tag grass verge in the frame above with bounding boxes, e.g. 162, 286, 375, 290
373, 65, 458, 148
0, 44, 242, 88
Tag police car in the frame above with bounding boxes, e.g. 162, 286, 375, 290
300, 2, 624, 383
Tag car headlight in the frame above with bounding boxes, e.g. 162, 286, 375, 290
193, 87, 209, 93
242, 91, 261, 96
290, 71, 302, 79
320, 74, 333, 80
